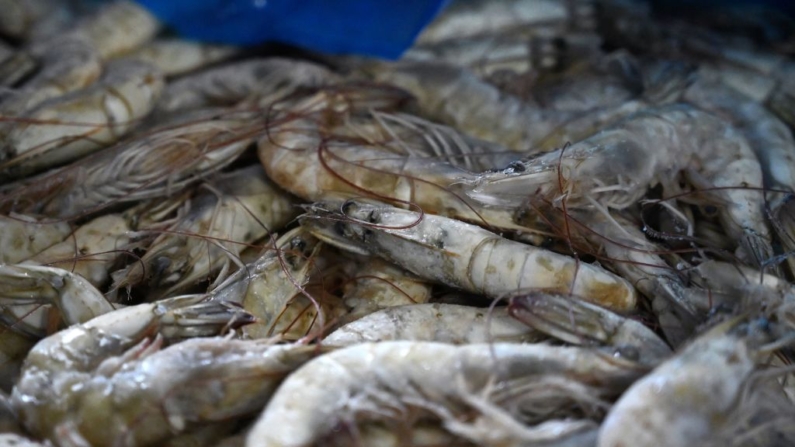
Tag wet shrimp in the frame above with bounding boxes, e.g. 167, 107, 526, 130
155, 58, 339, 115
416, 0, 589, 45
208, 227, 326, 340
0, 264, 114, 338
300, 197, 638, 312
684, 72, 795, 202
0, 113, 258, 218
369, 61, 579, 151
23, 214, 130, 288
468, 104, 773, 270
338, 253, 433, 322
509, 292, 671, 365
598, 317, 793, 447
111, 165, 296, 299
126, 39, 239, 77
0, 37, 101, 115
30, 0, 160, 60
324, 303, 542, 346
257, 111, 527, 234
9, 295, 281, 447
0, 214, 71, 264
0, 59, 164, 179
247, 341, 643, 447
545, 208, 702, 346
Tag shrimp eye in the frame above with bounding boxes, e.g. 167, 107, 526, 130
334, 221, 347, 237
341, 199, 357, 216
507, 161, 526, 172
367, 210, 378, 224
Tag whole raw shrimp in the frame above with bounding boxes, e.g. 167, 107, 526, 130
466, 104, 773, 269
10, 295, 309, 447
300, 196, 637, 312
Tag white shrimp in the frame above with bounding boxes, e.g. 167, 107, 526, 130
125, 39, 239, 77
338, 253, 433, 321
111, 165, 297, 299
247, 341, 643, 447
0, 37, 101, 115
257, 111, 527, 234
23, 214, 130, 287
0, 112, 258, 218
10, 295, 307, 447
155, 58, 339, 115
29, 0, 161, 60
324, 303, 542, 346
0, 59, 164, 178
300, 197, 638, 312
209, 228, 350, 341
0, 264, 114, 338
509, 292, 671, 365
0, 214, 71, 264
467, 104, 773, 269
598, 317, 794, 447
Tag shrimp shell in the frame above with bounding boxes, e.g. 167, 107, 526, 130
0, 59, 164, 178
324, 303, 542, 346
247, 341, 643, 447
301, 197, 638, 312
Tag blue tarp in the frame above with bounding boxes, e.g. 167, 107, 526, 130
135, 0, 448, 59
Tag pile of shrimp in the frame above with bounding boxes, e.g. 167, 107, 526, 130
3, 0, 795, 445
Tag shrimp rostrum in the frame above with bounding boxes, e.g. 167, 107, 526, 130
300, 196, 637, 312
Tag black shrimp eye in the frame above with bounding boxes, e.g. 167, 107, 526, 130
367, 210, 378, 223
334, 221, 347, 236
507, 161, 526, 172
341, 199, 357, 215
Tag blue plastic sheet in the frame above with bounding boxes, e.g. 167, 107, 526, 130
135, 0, 448, 59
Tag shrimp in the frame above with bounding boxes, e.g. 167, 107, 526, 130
598, 317, 793, 447
323, 303, 542, 346
247, 341, 644, 447
320, 422, 477, 447
0, 113, 258, 218
30, 0, 160, 60
155, 58, 339, 115
209, 228, 337, 341
10, 296, 300, 447
23, 214, 130, 288
467, 104, 773, 270
0, 37, 101, 115
111, 165, 297, 299
0, 59, 164, 179
257, 113, 526, 234
338, 253, 433, 321
416, 0, 586, 45
0, 214, 71, 264
0, 264, 114, 338
368, 55, 690, 153
369, 61, 579, 151
300, 197, 638, 312
126, 39, 239, 77
684, 72, 795, 203
544, 208, 703, 346
509, 292, 671, 365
